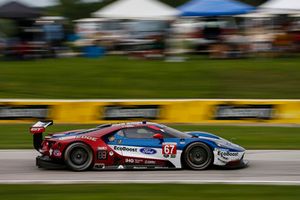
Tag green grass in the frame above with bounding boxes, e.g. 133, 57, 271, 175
1, 124, 299, 149
0, 56, 300, 99
0, 184, 299, 200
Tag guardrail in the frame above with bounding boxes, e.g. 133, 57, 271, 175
0, 99, 299, 124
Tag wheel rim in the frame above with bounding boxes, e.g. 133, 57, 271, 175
188, 146, 208, 167
70, 147, 88, 166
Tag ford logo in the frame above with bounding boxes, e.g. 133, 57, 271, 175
140, 148, 157, 155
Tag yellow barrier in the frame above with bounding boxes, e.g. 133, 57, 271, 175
0, 99, 300, 124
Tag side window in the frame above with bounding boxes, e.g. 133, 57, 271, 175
123, 127, 156, 139
106, 130, 124, 142
161, 130, 176, 138
116, 129, 125, 137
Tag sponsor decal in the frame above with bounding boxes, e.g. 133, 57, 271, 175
162, 143, 177, 156
125, 158, 134, 164
140, 148, 157, 155
109, 151, 114, 156
30, 127, 45, 134
94, 163, 105, 169
58, 136, 76, 141
75, 135, 97, 141
134, 159, 143, 164
145, 160, 156, 165
114, 146, 138, 152
215, 104, 274, 120
125, 158, 143, 164
133, 166, 147, 169
53, 149, 62, 157
103, 105, 160, 120
154, 166, 169, 169
58, 135, 98, 141
218, 151, 239, 160
97, 147, 107, 150
0, 105, 48, 120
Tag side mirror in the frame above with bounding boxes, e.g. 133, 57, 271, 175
153, 133, 163, 139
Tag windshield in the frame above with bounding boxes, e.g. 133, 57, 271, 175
161, 125, 192, 138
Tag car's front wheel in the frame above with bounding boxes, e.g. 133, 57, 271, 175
183, 142, 213, 170
64, 142, 93, 171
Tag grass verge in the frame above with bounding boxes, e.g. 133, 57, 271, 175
0, 184, 299, 200
1, 56, 300, 99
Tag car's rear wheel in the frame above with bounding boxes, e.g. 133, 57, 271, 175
64, 142, 93, 171
183, 142, 213, 170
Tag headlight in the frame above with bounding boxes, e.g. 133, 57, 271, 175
216, 139, 241, 149
216, 140, 232, 148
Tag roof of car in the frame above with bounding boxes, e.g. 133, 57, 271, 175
85, 121, 163, 137
98, 121, 160, 129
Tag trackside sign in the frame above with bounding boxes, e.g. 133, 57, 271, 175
215, 104, 274, 120
0, 99, 299, 124
103, 105, 160, 120
0, 105, 48, 120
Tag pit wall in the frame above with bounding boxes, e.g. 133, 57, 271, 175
0, 99, 299, 124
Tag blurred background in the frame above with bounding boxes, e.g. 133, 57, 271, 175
1, 1, 300, 199
1, 0, 300, 140
0, 0, 300, 121
0, 0, 300, 149
0, 0, 299, 60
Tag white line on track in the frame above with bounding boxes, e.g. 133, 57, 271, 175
1, 180, 300, 185
1, 150, 300, 185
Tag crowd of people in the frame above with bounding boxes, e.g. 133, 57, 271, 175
1, 15, 300, 60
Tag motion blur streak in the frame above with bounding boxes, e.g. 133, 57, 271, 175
0, 150, 300, 185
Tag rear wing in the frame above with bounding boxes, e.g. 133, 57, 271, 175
30, 120, 53, 134
30, 120, 53, 151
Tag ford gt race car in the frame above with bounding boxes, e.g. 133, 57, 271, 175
30, 121, 248, 171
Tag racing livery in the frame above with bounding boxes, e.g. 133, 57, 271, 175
30, 121, 248, 171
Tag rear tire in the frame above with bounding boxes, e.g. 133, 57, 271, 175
183, 142, 213, 170
64, 142, 93, 171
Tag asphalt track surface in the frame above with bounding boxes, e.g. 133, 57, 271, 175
0, 150, 300, 185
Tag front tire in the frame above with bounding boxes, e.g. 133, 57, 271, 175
183, 142, 213, 170
64, 142, 93, 171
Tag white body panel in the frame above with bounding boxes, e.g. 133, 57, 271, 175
108, 145, 183, 168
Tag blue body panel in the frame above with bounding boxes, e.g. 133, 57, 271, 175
106, 131, 243, 152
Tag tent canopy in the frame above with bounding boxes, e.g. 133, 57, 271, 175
178, 0, 255, 17
0, 1, 42, 19
93, 0, 180, 20
259, 0, 300, 14
236, 12, 274, 18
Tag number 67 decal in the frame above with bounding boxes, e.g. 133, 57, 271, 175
162, 143, 177, 155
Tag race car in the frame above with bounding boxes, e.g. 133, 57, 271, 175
30, 121, 248, 171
